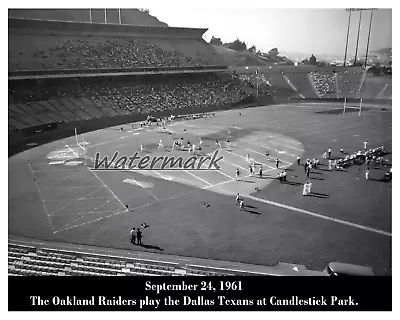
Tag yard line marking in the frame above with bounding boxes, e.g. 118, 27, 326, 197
219, 157, 249, 173
53, 170, 253, 234
38, 170, 94, 189
239, 146, 292, 165
246, 134, 304, 152
127, 176, 159, 201
239, 139, 298, 158
244, 195, 391, 237
57, 196, 117, 230
50, 210, 121, 217
66, 144, 127, 210
53, 185, 105, 197
27, 159, 53, 230
32, 169, 82, 173
220, 149, 276, 170
48, 186, 105, 216
184, 170, 212, 186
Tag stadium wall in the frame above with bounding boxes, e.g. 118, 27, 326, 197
9, 17, 207, 40
8, 95, 390, 158
8, 9, 169, 27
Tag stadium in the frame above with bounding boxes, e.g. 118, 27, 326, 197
8, 9, 391, 277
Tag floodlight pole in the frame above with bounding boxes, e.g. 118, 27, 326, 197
354, 9, 363, 65
364, 9, 375, 68
344, 9, 352, 67
89, 9, 92, 23
104, 9, 107, 23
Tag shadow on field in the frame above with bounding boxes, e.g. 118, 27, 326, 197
246, 208, 261, 215
310, 177, 324, 181
307, 192, 330, 199
137, 244, 164, 251
368, 178, 391, 183
283, 181, 303, 186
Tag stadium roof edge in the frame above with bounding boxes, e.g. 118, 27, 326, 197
8, 17, 208, 39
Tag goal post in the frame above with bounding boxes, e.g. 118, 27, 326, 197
359, 98, 363, 116
343, 98, 347, 114
74, 128, 91, 166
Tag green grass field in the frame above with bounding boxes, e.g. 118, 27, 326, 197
8, 102, 392, 275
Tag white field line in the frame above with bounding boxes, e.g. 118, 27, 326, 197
66, 145, 127, 211
27, 160, 53, 230
244, 194, 391, 237
53, 172, 249, 234
184, 170, 213, 186
238, 146, 292, 166
48, 186, 105, 216
53, 184, 105, 197
56, 197, 117, 231
126, 176, 159, 201
49, 210, 121, 217
246, 134, 304, 151
221, 149, 276, 170
44, 196, 114, 202
238, 139, 299, 158
376, 84, 388, 99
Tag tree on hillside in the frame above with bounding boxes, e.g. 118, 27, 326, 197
308, 54, 317, 65
248, 45, 257, 53
267, 48, 279, 60
210, 36, 223, 46
302, 54, 317, 65
227, 38, 247, 51
138, 8, 150, 13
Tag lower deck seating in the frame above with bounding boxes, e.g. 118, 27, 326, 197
8, 243, 236, 276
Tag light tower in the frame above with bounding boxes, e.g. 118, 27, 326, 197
344, 8, 376, 67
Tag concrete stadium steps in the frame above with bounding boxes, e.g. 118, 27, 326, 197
66, 98, 94, 121
27, 101, 60, 123
311, 71, 339, 98
263, 74, 299, 99
92, 98, 120, 116
74, 99, 104, 119
79, 97, 106, 117
285, 73, 319, 99
8, 117, 28, 129
336, 71, 363, 99
8, 243, 236, 276
47, 99, 78, 121
359, 75, 389, 100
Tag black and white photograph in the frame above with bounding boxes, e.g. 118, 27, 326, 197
6, 2, 394, 312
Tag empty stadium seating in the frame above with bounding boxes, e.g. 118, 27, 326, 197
8, 243, 235, 276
